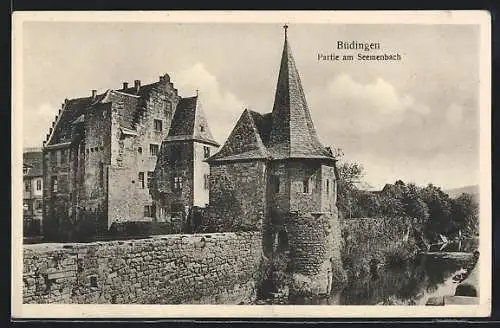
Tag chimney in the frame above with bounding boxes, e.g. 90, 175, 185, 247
123, 82, 129, 90
91, 90, 97, 99
134, 80, 141, 90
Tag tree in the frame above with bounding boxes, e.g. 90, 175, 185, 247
420, 184, 453, 241
336, 161, 365, 219
402, 183, 429, 226
450, 193, 479, 237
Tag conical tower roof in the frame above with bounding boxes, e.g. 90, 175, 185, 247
267, 26, 333, 160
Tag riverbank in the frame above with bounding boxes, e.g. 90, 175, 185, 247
425, 251, 479, 305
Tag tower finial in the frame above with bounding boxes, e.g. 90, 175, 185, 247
196, 89, 199, 96
283, 24, 288, 40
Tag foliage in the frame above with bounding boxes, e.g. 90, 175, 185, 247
335, 150, 479, 243
383, 240, 418, 268
450, 193, 479, 237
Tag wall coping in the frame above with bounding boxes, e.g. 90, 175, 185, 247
23, 231, 262, 252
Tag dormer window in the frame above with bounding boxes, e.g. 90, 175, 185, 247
200, 125, 205, 132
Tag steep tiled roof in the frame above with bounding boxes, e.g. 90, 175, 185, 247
208, 31, 334, 163
267, 34, 333, 160
48, 96, 95, 145
23, 149, 43, 177
250, 111, 273, 146
47, 82, 153, 145
207, 109, 270, 162
165, 96, 219, 147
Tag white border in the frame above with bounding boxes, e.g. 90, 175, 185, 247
12, 10, 492, 319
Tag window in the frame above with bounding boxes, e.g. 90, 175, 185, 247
36, 180, 42, 191
138, 172, 145, 189
144, 205, 152, 217
99, 162, 104, 188
203, 146, 210, 159
23, 167, 29, 175
270, 175, 280, 194
51, 176, 58, 193
172, 175, 183, 191
154, 119, 163, 132
51, 151, 57, 164
326, 179, 330, 195
149, 144, 159, 156
204, 174, 210, 190
60, 149, 67, 164
147, 171, 154, 189
24, 180, 30, 192
200, 125, 205, 132
303, 178, 310, 193
165, 102, 172, 113
138, 147, 142, 154
35, 200, 42, 210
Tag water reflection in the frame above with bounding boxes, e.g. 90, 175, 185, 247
427, 238, 479, 253
285, 252, 473, 305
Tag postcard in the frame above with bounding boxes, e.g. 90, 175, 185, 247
12, 10, 491, 318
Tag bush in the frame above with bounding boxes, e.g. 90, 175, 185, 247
383, 240, 419, 268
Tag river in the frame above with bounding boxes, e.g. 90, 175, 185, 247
261, 240, 478, 305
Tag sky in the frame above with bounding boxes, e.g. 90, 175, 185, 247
21, 22, 480, 190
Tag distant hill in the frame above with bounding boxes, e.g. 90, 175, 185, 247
444, 185, 479, 200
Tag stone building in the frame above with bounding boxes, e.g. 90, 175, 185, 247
206, 27, 345, 296
151, 95, 219, 223
23, 148, 44, 236
42, 74, 217, 241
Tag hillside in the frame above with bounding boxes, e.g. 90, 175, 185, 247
444, 185, 479, 200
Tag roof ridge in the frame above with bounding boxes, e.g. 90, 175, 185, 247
244, 109, 269, 158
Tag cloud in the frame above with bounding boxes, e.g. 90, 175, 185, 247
308, 73, 430, 134
23, 103, 58, 148
172, 63, 245, 144
446, 103, 465, 127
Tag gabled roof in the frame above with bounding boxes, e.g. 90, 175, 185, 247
46, 80, 162, 146
47, 96, 95, 145
267, 32, 333, 160
23, 149, 43, 177
165, 95, 219, 147
207, 109, 270, 162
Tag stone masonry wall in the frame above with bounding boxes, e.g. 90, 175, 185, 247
285, 210, 346, 296
208, 161, 267, 231
23, 232, 263, 304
